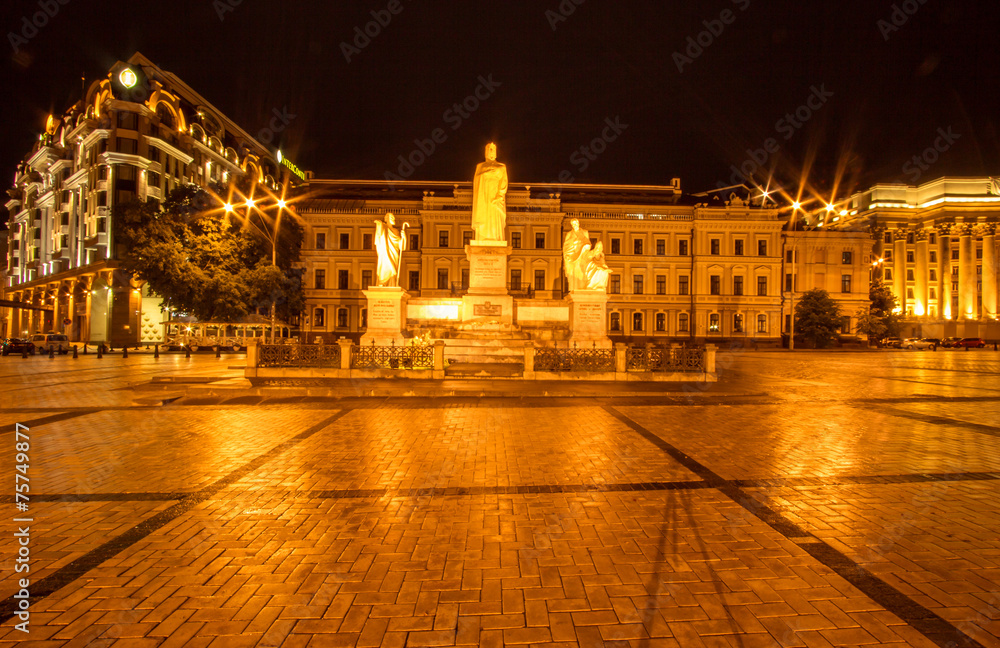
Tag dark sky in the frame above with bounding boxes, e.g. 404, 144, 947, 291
2, 0, 999, 202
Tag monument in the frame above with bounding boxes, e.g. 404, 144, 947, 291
362, 212, 409, 344
463, 143, 513, 325
564, 226, 612, 348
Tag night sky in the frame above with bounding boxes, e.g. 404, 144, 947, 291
2, 0, 999, 203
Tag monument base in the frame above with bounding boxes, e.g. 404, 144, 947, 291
361, 286, 409, 345
461, 294, 514, 326
465, 240, 511, 294
568, 290, 611, 348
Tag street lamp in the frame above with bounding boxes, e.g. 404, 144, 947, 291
787, 203, 801, 351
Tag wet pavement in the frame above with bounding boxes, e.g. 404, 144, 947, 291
0, 348, 999, 646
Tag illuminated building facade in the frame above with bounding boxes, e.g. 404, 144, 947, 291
831, 177, 1000, 340
2, 53, 287, 346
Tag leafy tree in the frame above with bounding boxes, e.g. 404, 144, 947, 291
863, 279, 903, 345
113, 184, 304, 322
854, 306, 887, 345
794, 289, 842, 348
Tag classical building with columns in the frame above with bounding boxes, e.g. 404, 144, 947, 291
2, 52, 287, 346
830, 176, 1000, 340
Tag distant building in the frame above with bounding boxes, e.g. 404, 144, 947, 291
2, 53, 290, 345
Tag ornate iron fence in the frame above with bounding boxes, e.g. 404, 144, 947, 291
351, 343, 434, 370
627, 346, 704, 373
534, 348, 615, 372
258, 344, 342, 368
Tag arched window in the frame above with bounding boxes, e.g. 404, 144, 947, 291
609, 312, 621, 332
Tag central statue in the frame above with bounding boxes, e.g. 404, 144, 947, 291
471, 142, 508, 242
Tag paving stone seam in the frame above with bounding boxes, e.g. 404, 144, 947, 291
0, 410, 101, 435
0, 409, 351, 625
602, 404, 988, 648
874, 406, 1000, 438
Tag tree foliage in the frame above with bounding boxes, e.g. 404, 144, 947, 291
863, 279, 903, 344
794, 288, 842, 348
113, 184, 304, 322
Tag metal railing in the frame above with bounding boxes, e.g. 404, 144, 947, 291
534, 348, 615, 372
351, 342, 434, 370
258, 343, 342, 368
627, 346, 704, 373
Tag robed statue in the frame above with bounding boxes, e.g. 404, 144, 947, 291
577, 241, 611, 291
562, 219, 591, 292
373, 212, 408, 287
471, 142, 508, 241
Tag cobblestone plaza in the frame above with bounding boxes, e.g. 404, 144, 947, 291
1, 350, 1000, 646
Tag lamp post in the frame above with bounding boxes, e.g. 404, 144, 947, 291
787, 202, 801, 351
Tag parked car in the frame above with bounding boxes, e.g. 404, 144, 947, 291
901, 338, 934, 350
29, 333, 71, 355
922, 338, 941, 347
1, 338, 35, 356
954, 337, 986, 348
883, 337, 903, 348
940, 337, 962, 348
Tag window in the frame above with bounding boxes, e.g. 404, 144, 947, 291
907, 233, 914, 244
363, 233, 373, 250
734, 240, 744, 256
656, 240, 665, 256
610, 238, 621, 254
885, 269, 893, 281
679, 240, 689, 256
361, 309, 368, 329
710, 275, 721, 295
437, 268, 449, 289
314, 308, 325, 328
952, 249, 959, 260
678, 313, 689, 332
439, 231, 449, 248
338, 270, 349, 289
656, 275, 666, 295
463, 231, 473, 246
884, 250, 892, 261
534, 269, 545, 290
633, 275, 643, 295
785, 273, 795, 292
733, 276, 743, 296
610, 275, 621, 294
409, 234, 419, 250
315, 269, 325, 290
535, 232, 546, 249
929, 251, 936, 263
510, 269, 521, 290
362, 270, 372, 288
842, 251, 853, 264
906, 250, 914, 263
906, 269, 914, 281
709, 313, 720, 332
757, 276, 767, 296
655, 313, 666, 332
511, 232, 521, 249
930, 288, 937, 299
977, 247, 984, 259
907, 288, 914, 299
842, 274, 852, 293
409, 271, 420, 291
632, 312, 643, 331
146, 171, 160, 190
117, 111, 138, 129
148, 146, 160, 162
930, 233, 936, 244
633, 239, 643, 255
461, 268, 470, 289
679, 276, 689, 296
337, 308, 348, 328
710, 239, 720, 255
757, 314, 767, 333
952, 266, 959, 276
117, 137, 138, 155
610, 312, 621, 331
316, 232, 326, 250
734, 314, 744, 333
758, 240, 767, 256
339, 233, 350, 250
786, 250, 795, 263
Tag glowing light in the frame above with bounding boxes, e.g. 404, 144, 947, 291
119, 68, 137, 88
276, 150, 283, 163
224, 203, 234, 213
826, 204, 835, 212
791, 201, 802, 211
277, 199, 286, 209
245, 199, 255, 208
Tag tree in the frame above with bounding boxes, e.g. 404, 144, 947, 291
113, 184, 304, 323
794, 289, 842, 348
863, 279, 903, 345
854, 306, 887, 345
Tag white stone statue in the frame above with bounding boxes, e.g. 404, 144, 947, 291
578, 241, 611, 291
563, 219, 591, 292
373, 212, 408, 287
471, 142, 508, 241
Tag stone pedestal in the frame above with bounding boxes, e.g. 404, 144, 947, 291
463, 240, 513, 325
568, 290, 611, 348
361, 286, 408, 345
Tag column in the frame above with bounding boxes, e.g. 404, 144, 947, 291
914, 231, 928, 317
938, 229, 951, 320
893, 230, 907, 312
982, 226, 997, 319
958, 226, 974, 319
